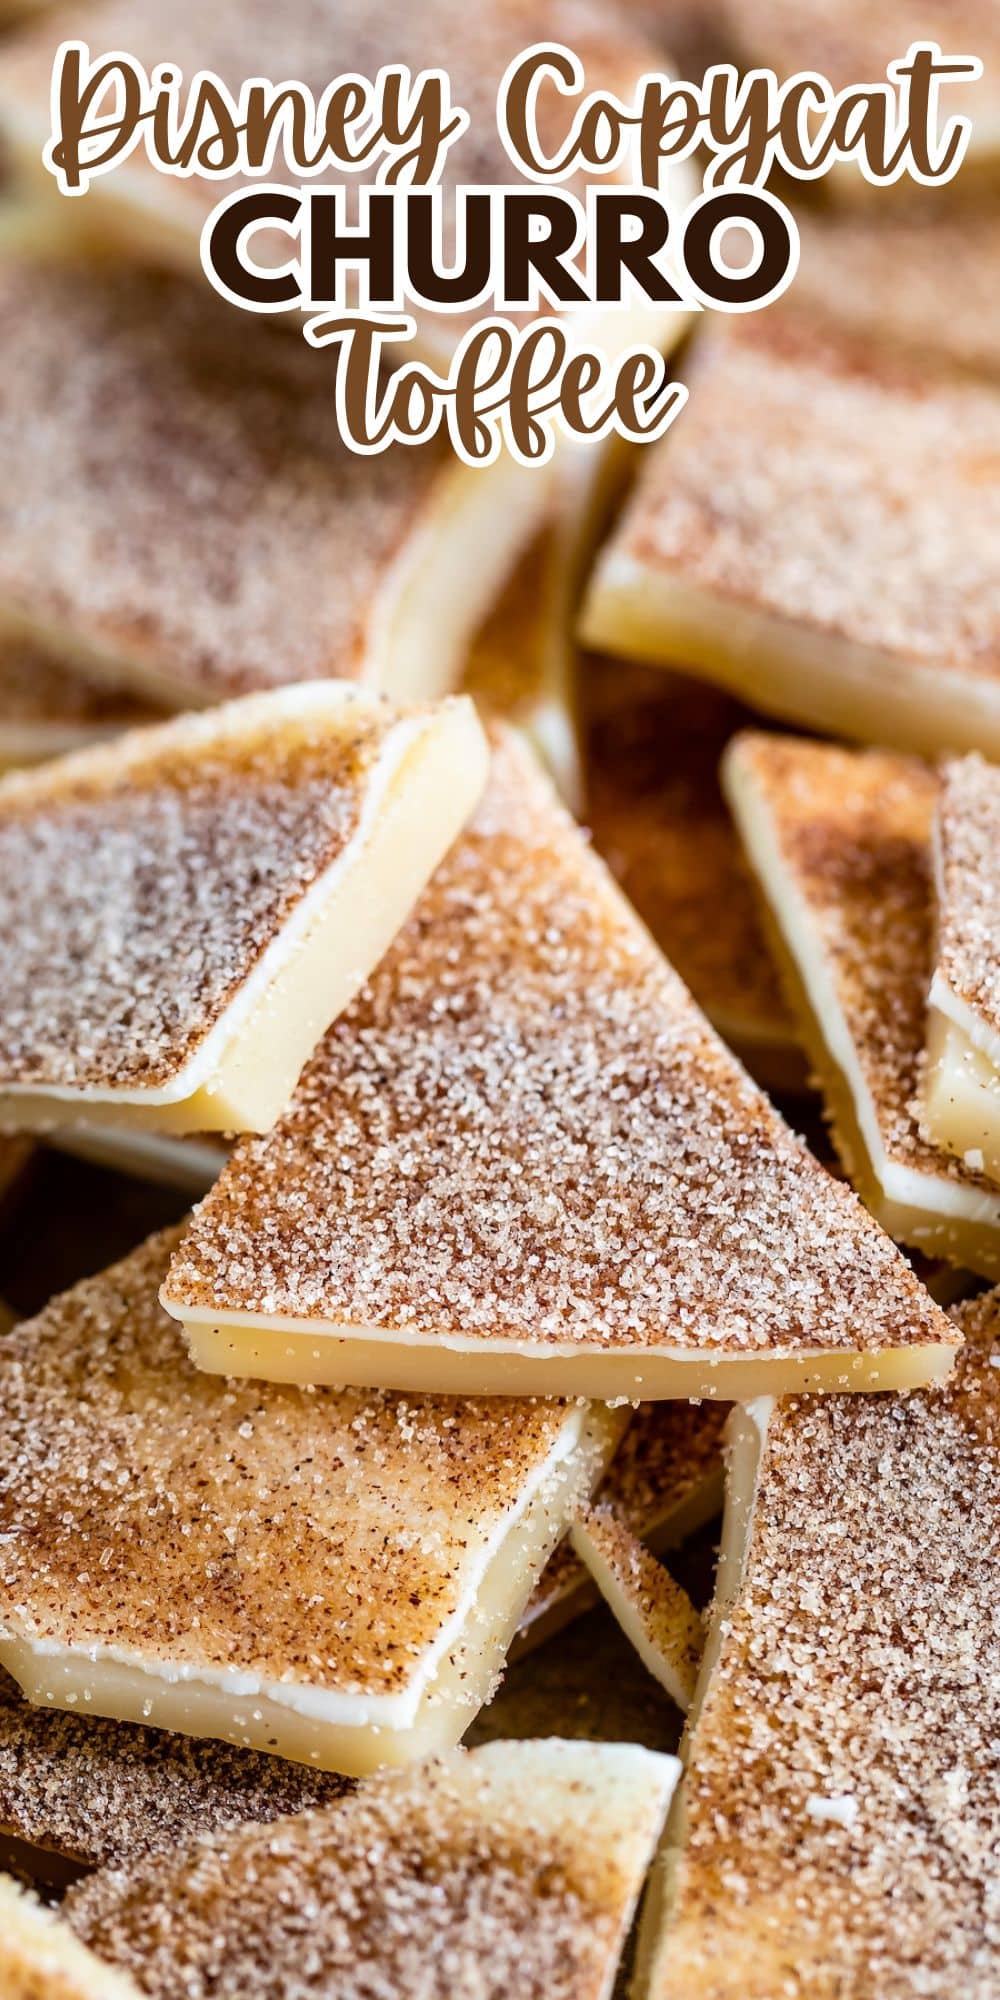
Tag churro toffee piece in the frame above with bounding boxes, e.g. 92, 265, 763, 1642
517, 1399, 727, 1651
580, 315, 1000, 760
636, 1293, 1000, 2000
920, 754, 1000, 1184
65, 1740, 679, 2000
724, 733, 1000, 1280
569, 1508, 705, 1712
0, 682, 488, 1136
0, 1230, 617, 1774
0, 254, 547, 711
0, 1877, 143, 2000
0, 1667, 350, 1874
162, 726, 957, 1400
583, 656, 801, 1089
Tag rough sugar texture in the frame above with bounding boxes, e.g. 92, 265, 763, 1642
583, 656, 792, 1044
522, 1398, 726, 1632
608, 315, 1000, 680
0, 640, 159, 728
0, 1230, 574, 1699
0, 695, 403, 1092
167, 730, 950, 1358
66, 1742, 667, 2000
652, 1302, 1000, 1999
934, 752, 1000, 1041
0, 1669, 350, 1870
0, 256, 446, 701
733, 733, 993, 1195
790, 208, 1000, 380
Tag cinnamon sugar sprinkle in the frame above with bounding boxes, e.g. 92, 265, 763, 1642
655, 1298, 1000, 1998
0, 690, 409, 1092
611, 314, 1000, 679
0, 1668, 349, 1870
0, 255, 446, 700
933, 752, 1000, 1042
0, 1230, 576, 1699
732, 732, 996, 1194
65, 1740, 671, 2000
790, 208, 1000, 380
167, 729, 950, 1359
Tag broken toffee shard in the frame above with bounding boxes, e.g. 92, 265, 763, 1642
636, 1289, 1000, 2000
65, 1741, 679, 2000
0, 250, 546, 710
580, 313, 1000, 760
0, 682, 488, 1136
162, 727, 958, 1400
919, 753, 1000, 1185
0, 1231, 618, 1774
725, 732, 1000, 1279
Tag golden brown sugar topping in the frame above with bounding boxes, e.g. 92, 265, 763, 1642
791, 207, 1000, 380
0, 256, 445, 700
655, 1309, 1000, 1999
66, 1741, 671, 2000
584, 657, 792, 1039
614, 315, 1000, 679
934, 752, 1000, 1040
0, 1230, 574, 1696
0, 1668, 349, 1869
0, 690, 415, 1092
732, 731, 996, 1193
167, 729, 951, 1359
0, 640, 159, 728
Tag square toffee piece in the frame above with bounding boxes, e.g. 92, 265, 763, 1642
0, 681, 488, 1135
161, 727, 958, 1401
580, 314, 1000, 760
0, 1230, 620, 1775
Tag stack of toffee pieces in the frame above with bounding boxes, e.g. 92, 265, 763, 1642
0, 2, 996, 1996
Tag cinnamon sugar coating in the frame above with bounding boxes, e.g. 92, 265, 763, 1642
0, 1669, 349, 1870
66, 1740, 674, 2000
650, 1300, 1000, 1998
583, 657, 792, 1044
166, 729, 951, 1362
790, 207, 1000, 380
0, 255, 447, 700
934, 752, 1000, 1040
0, 1229, 576, 1701
603, 314, 1000, 681
0, 689, 418, 1093
721, 0, 999, 114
